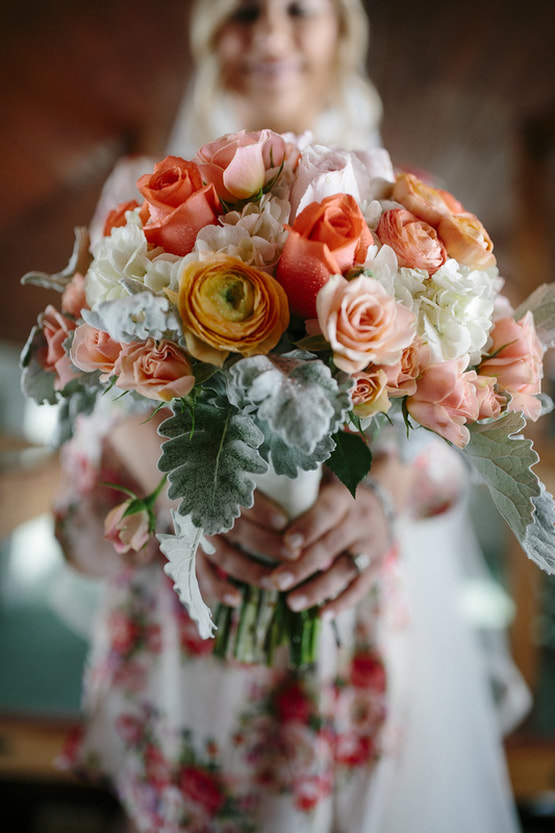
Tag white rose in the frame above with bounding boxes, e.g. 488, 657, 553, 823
289, 144, 395, 220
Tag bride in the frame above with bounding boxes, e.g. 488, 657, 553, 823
56, 2, 528, 831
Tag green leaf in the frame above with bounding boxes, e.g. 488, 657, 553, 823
464, 412, 540, 539
327, 431, 373, 497
522, 484, 555, 574
157, 401, 267, 535
157, 511, 217, 639
294, 334, 330, 352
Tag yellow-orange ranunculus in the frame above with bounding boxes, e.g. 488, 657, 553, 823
437, 211, 496, 270
177, 256, 290, 366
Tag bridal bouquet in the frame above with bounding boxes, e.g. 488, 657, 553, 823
21, 129, 555, 667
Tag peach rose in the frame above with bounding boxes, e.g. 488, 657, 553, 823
38, 305, 80, 390
316, 273, 416, 374
406, 355, 480, 447
391, 172, 464, 227
178, 255, 289, 366
376, 209, 447, 274
104, 500, 151, 554
196, 129, 293, 202
70, 323, 122, 380
478, 311, 544, 420
61, 272, 88, 318
137, 156, 221, 256
276, 193, 374, 319
351, 368, 391, 417
114, 338, 195, 401
472, 374, 505, 420
437, 211, 496, 270
383, 338, 432, 397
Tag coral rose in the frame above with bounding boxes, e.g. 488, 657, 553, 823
316, 273, 416, 374
391, 172, 464, 226
137, 156, 220, 256
351, 368, 391, 417
437, 211, 496, 270
376, 209, 447, 274
103, 199, 140, 237
104, 500, 151, 554
276, 193, 373, 319
177, 255, 289, 366
114, 338, 195, 401
38, 305, 80, 390
196, 129, 292, 202
70, 323, 122, 380
406, 355, 480, 447
478, 311, 544, 421
61, 272, 88, 318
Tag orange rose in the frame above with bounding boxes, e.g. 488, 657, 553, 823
376, 209, 447, 274
113, 338, 195, 401
177, 255, 290, 366
70, 323, 122, 380
137, 156, 221, 256
61, 272, 88, 317
392, 172, 464, 227
276, 193, 373, 319
103, 199, 140, 237
437, 211, 496, 270
478, 311, 544, 420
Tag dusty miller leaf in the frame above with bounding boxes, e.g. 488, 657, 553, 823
158, 511, 216, 638
514, 283, 555, 350
227, 353, 352, 454
522, 484, 555, 574
256, 417, 335, 477
463, 411, 546, 560
157, 400, 267, 535
21, 227, 91, 292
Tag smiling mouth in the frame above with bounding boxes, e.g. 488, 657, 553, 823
244, 59, 304, 82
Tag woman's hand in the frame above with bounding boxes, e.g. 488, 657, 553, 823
270, 478, 394, 621
197, 469, 399, 620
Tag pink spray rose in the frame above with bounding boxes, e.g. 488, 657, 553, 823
383, 338, 432, 398
472, 374, 505, 421
478, 311, 544, 420
38, 305, 81, 390
315, 273, 416, 374
61, 272, 88, 318
104, 500, 151, 555
70, 323, 122, 380
376, 209, 447, 274
196, 129, 294, 202
406, 355, 480, 447
114, 339, 196, 401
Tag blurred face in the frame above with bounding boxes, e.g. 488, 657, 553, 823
216, 0, 340, 134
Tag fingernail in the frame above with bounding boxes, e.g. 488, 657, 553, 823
284, 532, 304, 550
288, 594, 308, 612
281, 544, 300, 560
223, 592, 240, 607
274, 571, 295, 590
260, 576, 274, 590
271, 513, 288, 530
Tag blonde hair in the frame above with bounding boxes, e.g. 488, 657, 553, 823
168, 0, 382, 153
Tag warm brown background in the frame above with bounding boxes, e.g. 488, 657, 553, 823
2, 0, 554, 347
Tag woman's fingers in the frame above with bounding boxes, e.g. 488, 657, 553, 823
318, 557, 383, 620
285, 551, 379, 612
223, 514, 295, 562
196, 551, 242, 607
203, 535, 274, 588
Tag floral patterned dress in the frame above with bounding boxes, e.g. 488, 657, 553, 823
54, 401, 522, 833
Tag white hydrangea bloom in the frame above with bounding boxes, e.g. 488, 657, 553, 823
194, 193, 289, 269
85, 209, 184, 305
418, 261, 501, 363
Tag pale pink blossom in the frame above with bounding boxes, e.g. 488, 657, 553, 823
104, 501, 151, 554
114, 339, 195, 401
376, 209, 447, 274
351, 368, 391, 417
70, 323, 122, 379
478, 311, 544, 420
406, 355, 480, 447
38, 305, 81, 390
